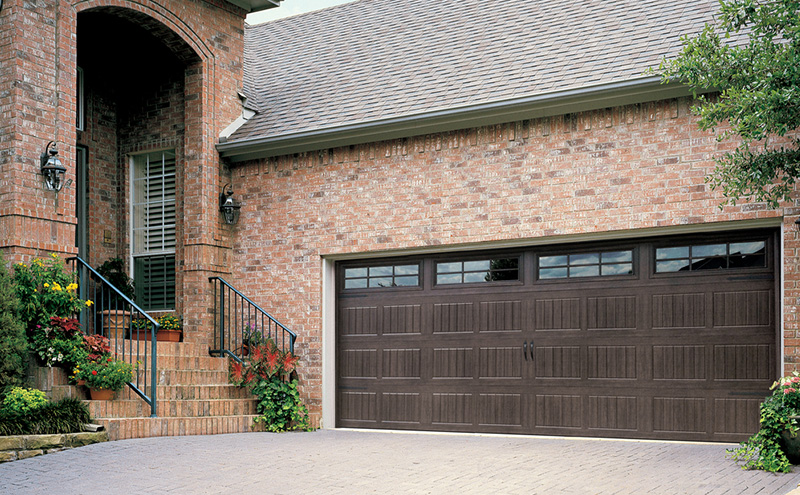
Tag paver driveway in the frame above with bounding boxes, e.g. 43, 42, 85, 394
3, 429, 800, 494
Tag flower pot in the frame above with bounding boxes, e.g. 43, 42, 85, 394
131, 329, 182, 342
101, 309, 132, 340
88, 388, 115, 400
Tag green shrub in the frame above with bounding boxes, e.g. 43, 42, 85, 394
0, 254, 28, 399
74, 358, 134, 392
1, 387, 48, 415
0, 397, 90, 436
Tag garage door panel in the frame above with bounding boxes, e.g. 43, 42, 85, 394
534, 394, 582, 429
534, 345, 581, 378
652, 293, 706, 329
587, 295, 638, 330
587, 346, 637, 379
713, 290, 772, 327
382, 348, 421, 379
432, 347, 474, 379
533, 297, 581, 331
382, 304, 423, 334
652, 345, 707, 380
337, 230, 778, 441
588, 395, 639, 431
433, 302, 474, 333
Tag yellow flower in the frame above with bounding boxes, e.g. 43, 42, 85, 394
66, 283, 78, 291
43, 283, 49, 288
51, 253, 58, 258
85, 300, 94, 307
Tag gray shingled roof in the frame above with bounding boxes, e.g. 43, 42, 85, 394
226, 0, 718, 152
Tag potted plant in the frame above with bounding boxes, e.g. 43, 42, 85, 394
95, 258, 135, 339
729, 371, 800, 472
130, 314, 182, 342
73, 357, 134, 400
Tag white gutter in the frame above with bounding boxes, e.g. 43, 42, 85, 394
217, 76, 698, 162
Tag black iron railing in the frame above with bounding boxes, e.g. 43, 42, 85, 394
208, 277, 296, 362
69, 257, 159, 417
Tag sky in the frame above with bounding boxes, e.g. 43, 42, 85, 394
246, 0, 358, 24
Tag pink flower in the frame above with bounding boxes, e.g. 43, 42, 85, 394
791, 377, 800, 384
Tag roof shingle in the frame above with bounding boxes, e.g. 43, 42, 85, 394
231, 0, 718, 143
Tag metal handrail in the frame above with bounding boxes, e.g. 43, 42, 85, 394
69, 257, 159, 417
208, 276, 297, 361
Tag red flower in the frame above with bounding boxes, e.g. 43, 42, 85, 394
107, 357, 112, 362
91, 370, 98, 375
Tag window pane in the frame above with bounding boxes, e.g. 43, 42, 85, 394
569, 253, 599, 265
656, 259, 690, 273
570, 265, 599, 277
602, 251, 633, 263
369, 277, 393, 288
730, 241, 765, 256
691, 257, 727, 270
489, 270, 519, 281
540, 255, 567, 267
345, 278, 368, 289
464, 260, 491, 271
693, 244, 726, 257
601, 263, 633, 276
394, 276, 419, 286
437, 262, 462, 273
656, 247, 689, 260
729, 254, 766, 268
464, 271, 489, 283
345, 267, 368, 278
395, 265, 419, 275
437, 273, 462, 284
369, 266, 392, 277
540, 267, 568, 279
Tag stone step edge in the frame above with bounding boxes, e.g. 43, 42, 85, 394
96, 415, 264, 441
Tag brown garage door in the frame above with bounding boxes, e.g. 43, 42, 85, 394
336, 230, 778, 442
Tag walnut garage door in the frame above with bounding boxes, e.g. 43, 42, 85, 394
336, 230, 777, 442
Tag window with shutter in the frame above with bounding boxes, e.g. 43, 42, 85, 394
131, 150, 176, 310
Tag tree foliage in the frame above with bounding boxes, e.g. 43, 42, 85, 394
657, 0, 800, 207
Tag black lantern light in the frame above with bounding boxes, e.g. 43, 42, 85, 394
219, 184, 241, 225
40, 141, 66, 191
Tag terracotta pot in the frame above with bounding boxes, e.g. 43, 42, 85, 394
101, 309, 132, 340
132, 329, 182, 342
88, 388, 115, 400
75, 379, 86, 386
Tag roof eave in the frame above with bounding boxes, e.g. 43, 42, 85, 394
226, 0, 281, 13
217, 77, 699, 162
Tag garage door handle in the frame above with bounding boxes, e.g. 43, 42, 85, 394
529, 340, 534, 362
523, 341, 528, 361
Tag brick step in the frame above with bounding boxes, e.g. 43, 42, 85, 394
126, 354, 228, 372
154, 384, 252, 400
109, 340, 210, 357
96, 415, 264, 441
85, 397, 258, 418
146, 369, 232, 386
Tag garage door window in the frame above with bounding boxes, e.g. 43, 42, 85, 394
436, 258, 519, 284
655, 240, 766, 273
344, 264, 420, 289
538, 250, 633, 279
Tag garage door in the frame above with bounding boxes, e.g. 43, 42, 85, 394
336, 230, 777, 442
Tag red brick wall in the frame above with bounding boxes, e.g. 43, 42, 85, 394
230, 96, 799, 423
1, 0, 247, 345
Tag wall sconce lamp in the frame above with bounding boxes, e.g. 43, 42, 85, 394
220, 184, 241, 225
40, 141, 66, 192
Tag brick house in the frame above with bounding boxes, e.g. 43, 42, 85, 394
1, 0, 796, 441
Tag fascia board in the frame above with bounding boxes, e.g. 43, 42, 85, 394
217, 77, 701, 162
226, 0, 280, 13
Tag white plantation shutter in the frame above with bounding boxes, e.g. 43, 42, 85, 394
132, 150, 176, 256
131, 150, 176, 310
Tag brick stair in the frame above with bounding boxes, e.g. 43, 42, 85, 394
42, 341, 262, 441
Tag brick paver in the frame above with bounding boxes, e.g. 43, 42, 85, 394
2, 429, 800, 494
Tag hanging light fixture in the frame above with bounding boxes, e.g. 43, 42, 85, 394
219, 183, 241, 225
40, 141, 66, 191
